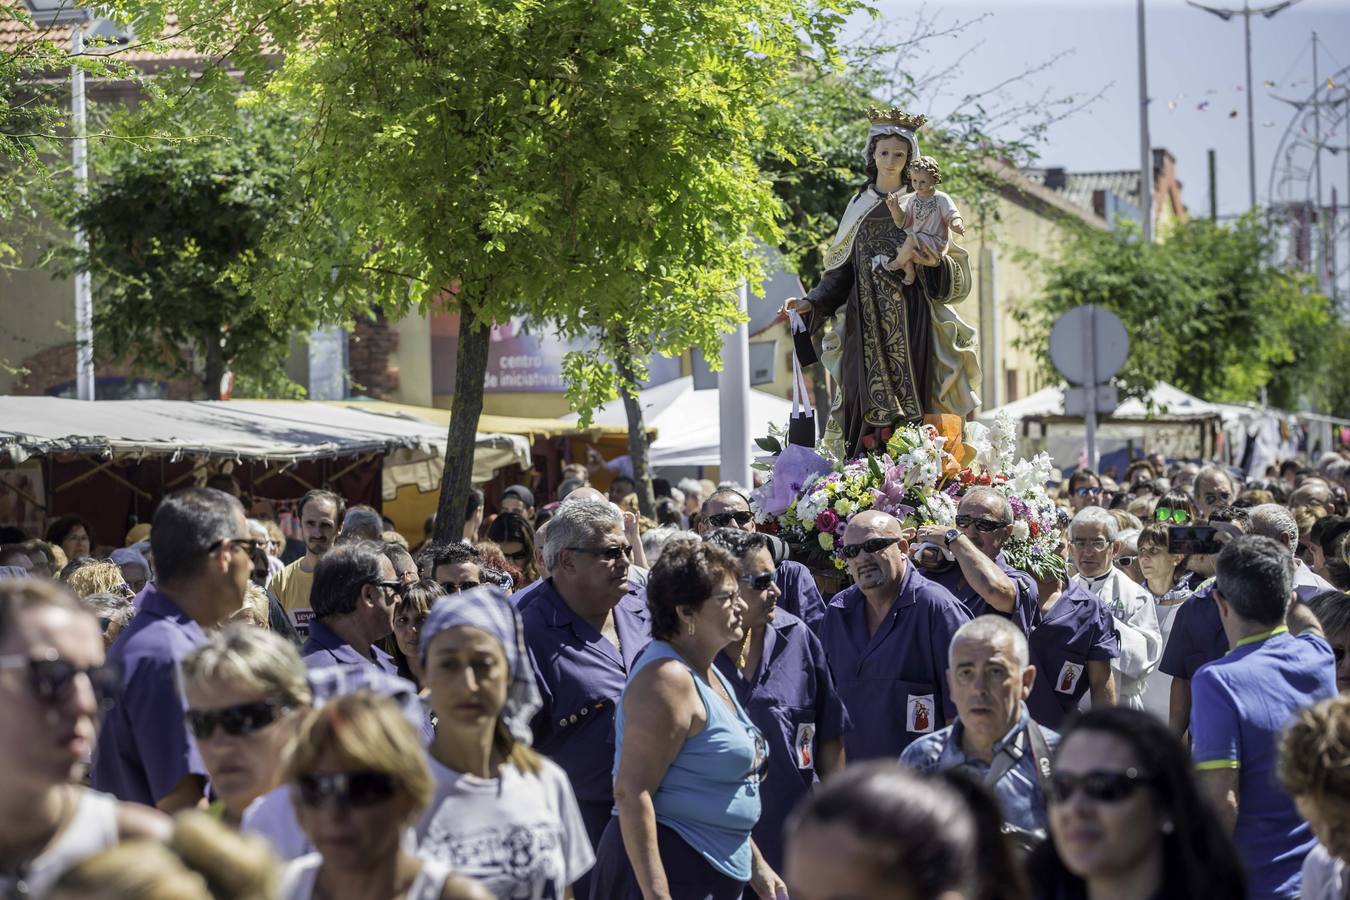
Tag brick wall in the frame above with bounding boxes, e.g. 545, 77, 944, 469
348, 312, 400, 399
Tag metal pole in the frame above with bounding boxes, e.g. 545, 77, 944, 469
1243, 2, 1257, 210
71, 24, 94, 401
1311, 31, 1325, 292
1208, 148, 1218, 222
718, 280, 751, 491
1083, 307, 1099, 472
1137, 0, 1154, 242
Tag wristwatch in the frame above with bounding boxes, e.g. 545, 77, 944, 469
943, 528, 961, 548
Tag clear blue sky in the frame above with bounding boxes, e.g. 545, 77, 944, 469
849, 0, 1349, 220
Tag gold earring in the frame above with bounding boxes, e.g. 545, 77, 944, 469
687, 621, 695, 636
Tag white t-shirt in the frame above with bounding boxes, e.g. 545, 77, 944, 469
281, 853, 453, 900
415, 756, 594, 900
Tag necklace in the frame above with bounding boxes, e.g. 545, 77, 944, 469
912, 194, 938, 220
735, 629, 753, 670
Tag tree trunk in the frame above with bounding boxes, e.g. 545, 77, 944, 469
202, 336, 225, 401
615, 350, 656, 519
432, 317, 491, 544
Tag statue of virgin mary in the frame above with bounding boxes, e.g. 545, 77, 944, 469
786, 108, 981, 459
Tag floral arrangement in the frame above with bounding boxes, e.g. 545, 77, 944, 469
750, 411, 1067, 582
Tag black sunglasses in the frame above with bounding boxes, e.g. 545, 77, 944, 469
438, 580, 481, 593
212, 537, 261, 555
0, 651, 121, 708
1074, 486, 1102, 497
1049, 768, 1150, 804
839, 537, 902, 559
185, 699, 288, 740
708, 510, 755, 528
368, 579, 406, 595
568, 544, 633, 562
740, 571, 776, 591
296, 770, 397, 809
955, 514, 1010, 533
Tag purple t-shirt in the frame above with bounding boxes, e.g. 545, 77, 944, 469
926, 552, 1040, 636
1191, 628, 1337, 899
90, 588, 207, 806
1025, 581, 1119, 730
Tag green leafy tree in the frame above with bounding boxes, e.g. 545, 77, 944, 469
59, 99, 325, 398
123, 0, 864, 532
1014, 215, 1340, 411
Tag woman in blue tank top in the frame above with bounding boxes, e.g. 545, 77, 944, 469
589, 541, 787, 900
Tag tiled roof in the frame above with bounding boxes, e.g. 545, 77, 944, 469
1022, 168, 1144, 215
1, 1, 201, 63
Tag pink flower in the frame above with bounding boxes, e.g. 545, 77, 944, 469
815, 508, 840, 533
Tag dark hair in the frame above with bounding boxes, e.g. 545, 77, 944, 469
1067, 469, 1100, 491
151, 488, 244, 583
647, 540, 740, 641
1153, 491, 1196, 522
0, 526, 26, 544
338, 505, 384, 542
1208, 506, 1250, 529
655, 497, 683, 529
297, 489, 344, 524
703, 527, 770, 561
652, 478, 672, 499
204, 473, 241, 497
935, 770, 1029, 900
789, 761, 975, 898
861, 132, 916, 195
397, 578, 445, 618
486, 512, 537, 583
1029, 707, 1245, 900
1314, 516, 1350, 556
426, 541, 482, 573
310, 540, 386, 619
465, 488, 483, 522
611, 474, 635, 490
1215, 535, 1293, 626
45, 515, 95, 551
0, 545, 31, 567
1306, 590, 1350, 640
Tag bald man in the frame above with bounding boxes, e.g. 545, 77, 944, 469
818, 511, 972, 759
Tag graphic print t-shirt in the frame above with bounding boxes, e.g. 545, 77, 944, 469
415, 756, 594, 900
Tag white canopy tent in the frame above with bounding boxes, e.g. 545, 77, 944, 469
561, 376, 795, 469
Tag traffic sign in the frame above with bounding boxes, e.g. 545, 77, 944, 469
1064, 385, 1119, 418
1049, 306, 1129, 386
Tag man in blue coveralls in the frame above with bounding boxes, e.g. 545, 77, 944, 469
820, 510, 971, 759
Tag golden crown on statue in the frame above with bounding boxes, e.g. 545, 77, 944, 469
865, 107, 928, 131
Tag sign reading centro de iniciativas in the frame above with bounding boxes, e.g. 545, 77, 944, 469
431, 314, 681, 394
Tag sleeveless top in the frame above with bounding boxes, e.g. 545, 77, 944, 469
280, 854, 453, 900
0, 788, 119, 899
614, 640, 765, 882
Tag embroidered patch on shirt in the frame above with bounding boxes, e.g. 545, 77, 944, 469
1056, 661, 1085, 694
794, 722, 816, 769
907, 694, 935, 733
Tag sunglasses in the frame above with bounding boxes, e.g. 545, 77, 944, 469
1154, 507, 1191, 524
1115, 556, 1136, 568
839, 537, 902, 559
185, 699, 288, 740
1049, 768, 1150, 805
740, 571, 776, 591
568, 544, 633, 562
707, 510, 755, 528
955, 515, 1010, 533
213, 537, 261, 556
368, 579, 406, 595
0, 651, 121, 708
1203, 492, 1233, 506
1074, 486, 1102, 497
296, 770, 397, 809
438, 580, 481, 593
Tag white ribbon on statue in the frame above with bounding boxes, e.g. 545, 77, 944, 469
792, 349, 814, 419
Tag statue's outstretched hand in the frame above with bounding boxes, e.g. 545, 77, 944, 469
779, 297, 812, 318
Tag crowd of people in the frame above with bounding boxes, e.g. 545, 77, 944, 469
1, 450, 1349, 900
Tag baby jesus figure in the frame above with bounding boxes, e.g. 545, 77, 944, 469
883, 155, 965, 286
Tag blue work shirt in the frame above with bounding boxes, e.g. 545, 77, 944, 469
520, 577, 653, 850
1158, 580, 1228, 683
819, 565, 971, 760
774, 559, 827, 634
902, 706, 1059, 837
1026, 581, 1120, 730
712, 610, 851, 873
91, 587, 208, 805
1192, 627, 1336, 899
927, 551, 1040, 635
300, 619, 399, 676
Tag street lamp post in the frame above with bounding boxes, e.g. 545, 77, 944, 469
1185, 0, 1301, 211
1137, 0, 1154, 243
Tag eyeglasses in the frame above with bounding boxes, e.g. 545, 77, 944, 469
740, 571, 776, 591
212, 537, 261, 556
1154, 507, 1191, 524
439, 580, 481, 593
185, 699, 288, 740
839, 537, 902, 559
567, 544, 633, 562
955, 515, 1010, 533
368, 579, 405, 595
707, 510, 755, 528
1069, 538, 1110, 552
0, 650, 121, 708
1074, 486, 1102, 497
1049, 768, 1150, 804
295, 770, 397, 810
1115, 556, 1136, 568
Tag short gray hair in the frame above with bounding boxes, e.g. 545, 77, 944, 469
1248, 504, 1299, 554
1070, 506, 1119, 542
949, 615, 1029, 669
1196, 465, 1235, 494
542, 499, 623, 571
959, 487, 1012, 523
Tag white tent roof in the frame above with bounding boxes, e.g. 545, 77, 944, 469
977, 382, 1229, 423
0, 397, 531, 485
562, 376, 794, 469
